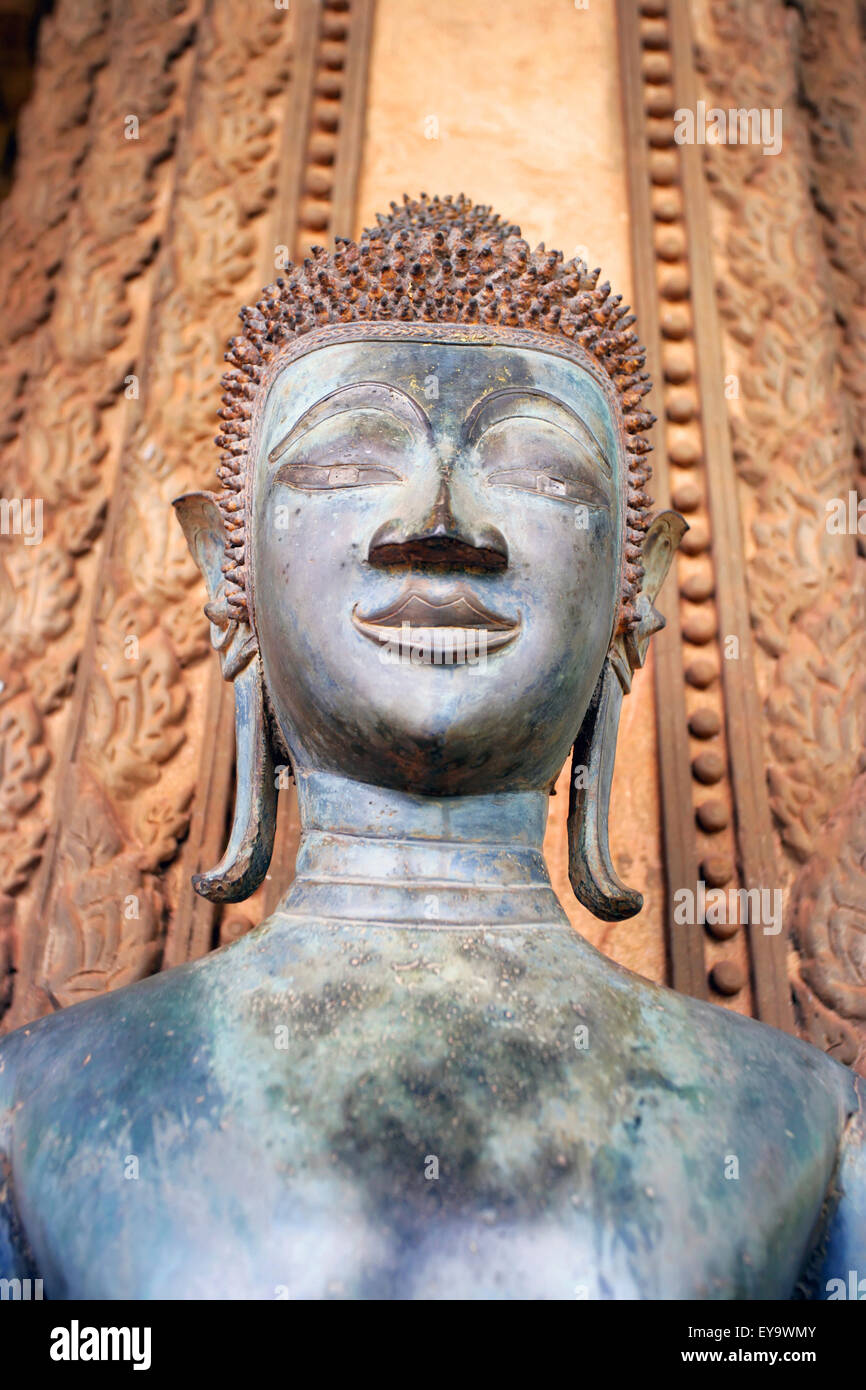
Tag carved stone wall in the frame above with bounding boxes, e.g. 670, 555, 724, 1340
0, 0, 377, 1030
691, 0, 866, 1069
1, 0, 207, 1023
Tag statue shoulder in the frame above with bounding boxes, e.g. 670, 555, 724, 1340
0, 1026, 40, 1281
0, 991, 127, 1103
662, 979, 856, 1108
663, 984, 857, 1165
803, 1073, 866, 1299
678, 998, 864, 1300
0, 958, 208, 1112
0, 1018, 30, 1116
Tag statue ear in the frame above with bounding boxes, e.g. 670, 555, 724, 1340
192, 651, 277, 902
173, 491, 277, 903
567, 510, 687, 922
173, 491, 226, 602
172, 491, 256, 681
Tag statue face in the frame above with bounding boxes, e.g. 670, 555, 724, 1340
250, 336, 623, 794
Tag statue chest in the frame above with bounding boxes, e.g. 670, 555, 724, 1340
13, 1046, 833, 1301
3, 929, 847, 1300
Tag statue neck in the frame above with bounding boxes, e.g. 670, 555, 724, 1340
275, 771, 569, 929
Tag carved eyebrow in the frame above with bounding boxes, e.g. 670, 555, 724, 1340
465, 387, 612, 477
268, 381, 432, 465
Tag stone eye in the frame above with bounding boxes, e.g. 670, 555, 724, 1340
476, 417, 610, 510
274, 460, 402, 491
271, 408, 412, 491
485, 467, 608, 509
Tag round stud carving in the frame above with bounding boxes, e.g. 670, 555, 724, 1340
659, 267, 689, 300
660, 306, 690, 339
666, 391, 695, 423
642, 52, 672, 83
689, 707, 721, 738
651, 189, 681, 223
645, 86, 675, 118
680, 566, 713, 598
663, 347, 692, 383
692, 750, 725, 784
672, 483, 702, 515
696, 799, 729, 833
679, 525, 710, 557
649, 150, 679, 185
682, 609, 717, 645
685, 659, 718, 689
647, 119, 675, 148
710, 961, 745, 994
668, 432, 701, 466
700, 853, 732, 887
640, 20, 669, 49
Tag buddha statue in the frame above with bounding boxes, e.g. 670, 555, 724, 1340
1, 196, 863, 1300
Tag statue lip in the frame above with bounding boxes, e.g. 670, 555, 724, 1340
352, 588, 520, 657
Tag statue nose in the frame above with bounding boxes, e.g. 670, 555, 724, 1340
368, 478, 508, 572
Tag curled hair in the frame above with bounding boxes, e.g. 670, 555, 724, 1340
215, 193, 655, 634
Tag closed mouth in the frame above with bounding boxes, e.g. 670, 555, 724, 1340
352, 587, 520, 662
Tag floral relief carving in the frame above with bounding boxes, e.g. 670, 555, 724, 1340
695, 0, 866, 1069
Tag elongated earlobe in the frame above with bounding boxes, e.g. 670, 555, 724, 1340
567, 510, 687, 921
568, 661, 642, 920
172, 492, 256, 680
192, 653, 277, 902
173, 490, 278, 902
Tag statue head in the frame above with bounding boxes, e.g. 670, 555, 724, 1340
175, 195, 683, 918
